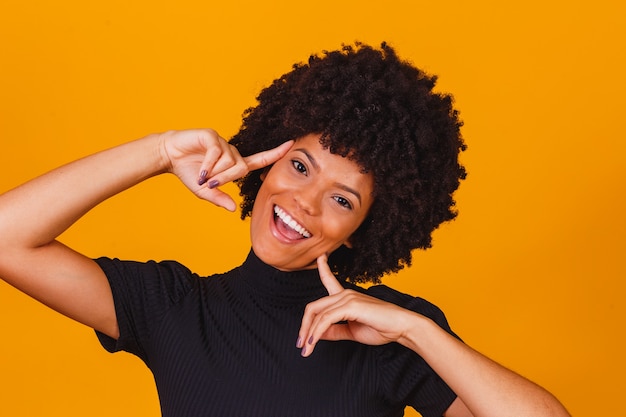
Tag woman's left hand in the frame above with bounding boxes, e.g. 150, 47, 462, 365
297, 254, 417, 357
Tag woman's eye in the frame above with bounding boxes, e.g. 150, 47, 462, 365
292, 160, 307, 174
334, 196, 353, 210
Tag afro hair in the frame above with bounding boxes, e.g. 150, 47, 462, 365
230, 42, 466, 283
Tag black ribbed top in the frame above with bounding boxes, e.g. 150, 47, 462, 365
95, 250, 458, 417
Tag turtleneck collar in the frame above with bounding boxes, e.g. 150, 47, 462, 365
236, 249, 329, 307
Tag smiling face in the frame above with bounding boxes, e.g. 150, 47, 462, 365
249, 133, 374, 271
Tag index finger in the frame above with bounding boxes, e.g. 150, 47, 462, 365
317, 254, 343, 295
243, 140, 294, 171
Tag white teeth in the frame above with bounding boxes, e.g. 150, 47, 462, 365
274, 206, 311, 238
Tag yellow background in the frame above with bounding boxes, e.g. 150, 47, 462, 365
1, 1, 624, 416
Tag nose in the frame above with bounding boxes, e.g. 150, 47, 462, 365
293, 188, 320, 216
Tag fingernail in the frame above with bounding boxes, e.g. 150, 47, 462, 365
308, 335, 314, 345
208, 180, 219, 189
300, 346, 306, 356
296, 336, 303, 348
198, 170, 208, 185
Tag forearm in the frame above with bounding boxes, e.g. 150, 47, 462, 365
399, 315, 570, 417
0, 133, 167, 251
0, 129, 289, 331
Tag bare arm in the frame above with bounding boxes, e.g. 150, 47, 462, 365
0, 134, 168, 338
402, 313, 570, 417
0, 129, 292, 339
298, 255, 571, 417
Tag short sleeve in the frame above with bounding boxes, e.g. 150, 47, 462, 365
93, 257, 198, 366
365, 285, 460, 417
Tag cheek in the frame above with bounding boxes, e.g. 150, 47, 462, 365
249, 189, 271, 233
321, 213, 362, 242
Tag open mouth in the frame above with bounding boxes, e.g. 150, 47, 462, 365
273, 205, 311, 239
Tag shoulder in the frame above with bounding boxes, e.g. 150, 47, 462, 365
348, 282, 457, 337
95, 257, 195, 277
94, 257, 204, 301
354, 284, 460, 413
349, 282, 443, 314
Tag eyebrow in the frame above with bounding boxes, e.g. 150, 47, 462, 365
294, 148, 363, 206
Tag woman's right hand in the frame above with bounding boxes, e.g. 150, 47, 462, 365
158, 129, 293, 211
0, 129, 292, 339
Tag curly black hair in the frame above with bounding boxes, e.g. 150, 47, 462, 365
230, 42, 466, 283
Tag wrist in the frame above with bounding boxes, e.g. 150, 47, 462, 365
146, 132, 173, 175
396, 312, 435, 354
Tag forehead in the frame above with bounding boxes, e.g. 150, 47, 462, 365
292, 134, 368, 174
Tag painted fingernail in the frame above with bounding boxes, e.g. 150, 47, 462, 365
198, 170, 208, 185
296, 336, 303, 348
208, 180, 219, 189
308, 335, 314, 345
300, 346, 306, 356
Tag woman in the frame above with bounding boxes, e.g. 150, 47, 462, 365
0, 43, 569, 416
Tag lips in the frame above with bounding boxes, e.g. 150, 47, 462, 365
273, 205, 311, 240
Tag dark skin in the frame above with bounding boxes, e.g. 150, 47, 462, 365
0, 129, 570, 417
